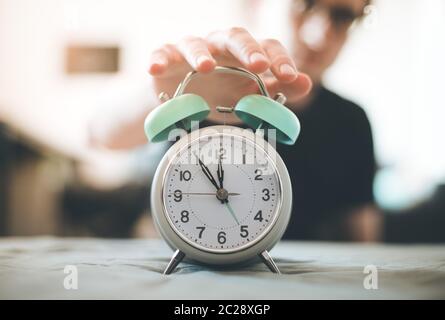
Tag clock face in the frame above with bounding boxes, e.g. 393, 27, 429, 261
162, 132, 282, 253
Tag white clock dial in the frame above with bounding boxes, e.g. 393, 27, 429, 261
162, 133, 282, 253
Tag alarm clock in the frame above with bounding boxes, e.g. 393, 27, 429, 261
144, 66, 300, 274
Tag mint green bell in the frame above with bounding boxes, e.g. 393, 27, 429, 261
235, 94, 300, 145
144, 93, 210, 142
144, 66, 300, 145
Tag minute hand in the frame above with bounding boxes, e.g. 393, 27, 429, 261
217, 156, 224, 189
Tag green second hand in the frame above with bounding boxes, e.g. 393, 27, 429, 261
224, 201, 240, 225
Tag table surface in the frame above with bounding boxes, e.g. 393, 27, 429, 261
0, 237, 444, 299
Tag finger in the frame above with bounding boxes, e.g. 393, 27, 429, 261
263, 72, 312, 103
177, 36, 217, 73
261, 39, 298, 83
148, 44, 183, 76
148, 49, 169, 75
206, 27, 270, 73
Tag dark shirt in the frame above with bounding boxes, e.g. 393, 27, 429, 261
203, 86, 376, 241
278, 86, 375, 240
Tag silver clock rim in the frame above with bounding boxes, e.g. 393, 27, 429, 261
151, 125, 293, 265
160, 130, 283, 254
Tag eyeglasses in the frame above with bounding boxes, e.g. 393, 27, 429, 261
292, 0, 366, 31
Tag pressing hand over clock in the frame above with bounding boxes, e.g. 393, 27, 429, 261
91, 27, 312, 149
148, 27, 312, 125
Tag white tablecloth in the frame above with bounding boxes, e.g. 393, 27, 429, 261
0, 237, 444, 299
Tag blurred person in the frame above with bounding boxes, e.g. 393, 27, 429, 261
91, 0, 377, 241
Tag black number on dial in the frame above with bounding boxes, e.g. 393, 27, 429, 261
254, 210, 264, 222
180, 210, 189, 223
218, 148, 227, 160
174, 190, 182, 202
180, 170, 191, 181
240, 225, 249, 238
196, 226, 205, 238
262, 188, 270, 201
217, 231, 227, 244
254, 169, 263, 180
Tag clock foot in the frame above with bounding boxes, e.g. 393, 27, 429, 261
259, 250, 281, 274
163, 249, 185, 275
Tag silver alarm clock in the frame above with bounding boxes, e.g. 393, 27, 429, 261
145, 67, 300, 274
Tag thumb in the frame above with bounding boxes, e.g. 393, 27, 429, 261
263, 73, 312, 104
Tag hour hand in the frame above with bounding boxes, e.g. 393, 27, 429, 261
195, 154, 220, 191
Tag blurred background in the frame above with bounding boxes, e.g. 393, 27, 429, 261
0, 0, 444, 238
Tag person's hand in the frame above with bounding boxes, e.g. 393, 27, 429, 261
148, 27, 312, 123
89, 28, 313, 150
